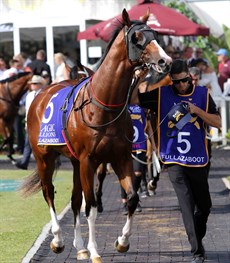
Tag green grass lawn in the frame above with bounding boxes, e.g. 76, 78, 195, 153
0, 169, 73, 263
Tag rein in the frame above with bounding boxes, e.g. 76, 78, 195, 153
77, 80, 135, 129
89, 77, 126, 110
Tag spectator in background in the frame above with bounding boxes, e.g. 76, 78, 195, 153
27, 49, 52, 84
164, 45, 175, 59
2, 58, 23, 79
193, 58, 222, 104
189, 66, 201, 87
194, 48, 204, 60
173, 47, 182, 60
41, 70, 51, 86
0, 57, 7, 80
189, 48, 207, 67
216, 48, 230, 92
53, 52, 68, 83
182, 46, 193, 65
14, 52, 32, 68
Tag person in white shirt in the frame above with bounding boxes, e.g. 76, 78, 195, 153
193, 58, 222, 106
0, 58, 7, 80
2, 58, 23, 79
53, 52, 68, 83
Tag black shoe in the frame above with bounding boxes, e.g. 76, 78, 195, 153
140, 190, 149, 198
136, 203, 142, 213
122, 203, 128, 215
147, 180, 157, 191
191, 256, 205, 262
15, 162, 27, 170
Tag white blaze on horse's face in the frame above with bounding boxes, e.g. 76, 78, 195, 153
144, 39, 172, 73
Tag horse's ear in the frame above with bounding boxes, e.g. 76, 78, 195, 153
65, 62, 71, 73
141, 8, 150, 24
122, 8, 131, 27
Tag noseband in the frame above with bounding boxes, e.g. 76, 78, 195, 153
124, 22, 157, 64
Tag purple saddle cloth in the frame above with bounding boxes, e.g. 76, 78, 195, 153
38, 77, 89, 145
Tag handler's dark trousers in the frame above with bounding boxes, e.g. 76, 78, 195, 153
167, 164, 212, 257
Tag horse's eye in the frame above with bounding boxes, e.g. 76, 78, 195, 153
136, 31, 146, 47
131, 32, 138, 44
131, 31, 146, 48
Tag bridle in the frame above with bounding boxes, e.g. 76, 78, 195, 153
124, 22, 158, 64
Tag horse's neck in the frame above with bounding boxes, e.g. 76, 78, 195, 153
91, 39, 134, 105
9, 80, 27, 102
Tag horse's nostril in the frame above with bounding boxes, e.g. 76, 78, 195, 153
158, 59, 166, 67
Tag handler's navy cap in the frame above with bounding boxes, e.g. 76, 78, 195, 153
167, 102, 192, 130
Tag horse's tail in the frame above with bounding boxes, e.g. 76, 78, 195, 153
19, 169, 42, 197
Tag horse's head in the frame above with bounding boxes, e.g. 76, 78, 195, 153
122, 8, 172, 74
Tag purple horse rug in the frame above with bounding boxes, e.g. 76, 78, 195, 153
38, 77, 90, 146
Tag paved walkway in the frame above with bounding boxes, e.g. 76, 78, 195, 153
23, 148, 230, 263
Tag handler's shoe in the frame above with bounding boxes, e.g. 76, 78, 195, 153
15, 162, 27, 170
191, 256, 206, 262
136, 203, 142, 212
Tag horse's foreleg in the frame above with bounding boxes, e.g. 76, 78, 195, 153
81, 160, 102, 263
74, 213, 89, 260
87, 206, 102, 262
71, 161, 89, 260
111, 159, 139, 253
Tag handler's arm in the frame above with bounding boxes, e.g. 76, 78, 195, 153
187, 101, 221, 129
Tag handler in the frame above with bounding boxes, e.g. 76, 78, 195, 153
138, 59, 221, 263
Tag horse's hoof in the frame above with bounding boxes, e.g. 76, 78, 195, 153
77, 249, 89, 260
50, 242, 65, 253
114, 239, 130, 253
97, 204, 103, 213
92, 256, 102, 263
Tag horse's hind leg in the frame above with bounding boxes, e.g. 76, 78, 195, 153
95, 162, 107, 213
36, 152, 65, 253
71, 160, 89, 260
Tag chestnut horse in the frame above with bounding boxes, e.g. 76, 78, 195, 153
20, 9, 172, 263
0, 72, 32, 160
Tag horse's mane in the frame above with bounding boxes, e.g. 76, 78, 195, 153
0, 71, 31, 83
95, 19, 125, 69
75, 59, 84, 71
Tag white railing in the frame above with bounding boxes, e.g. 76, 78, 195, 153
211, 95, 230, 146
